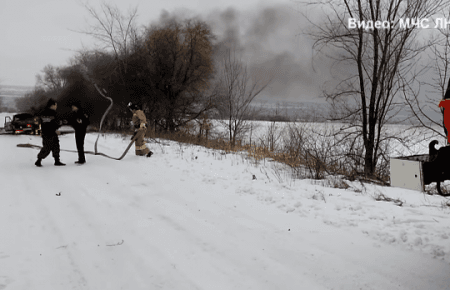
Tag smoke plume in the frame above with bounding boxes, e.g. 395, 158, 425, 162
156, 3, 333, 103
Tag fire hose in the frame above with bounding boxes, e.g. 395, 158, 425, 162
90, 83, 138, 160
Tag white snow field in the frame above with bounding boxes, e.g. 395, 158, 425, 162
1, 132, 450, 290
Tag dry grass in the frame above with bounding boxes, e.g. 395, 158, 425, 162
102, 121, 387, 190
150, 128, 354, 189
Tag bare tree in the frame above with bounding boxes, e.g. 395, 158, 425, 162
215, 48, 272, 147
259, 120, 283, 152
75, 1, 140, 87
69, 2, 145, 130
405, 13, 450, 142
35, 65, 69, 93
14, 87, 47, 114
137, 19, 218, 132
306, 0, 449, 177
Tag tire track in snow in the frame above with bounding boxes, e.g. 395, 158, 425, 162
38, 162, 204, 290
42, 172, 170, 289
124, 169, 330, 290
3, 172, 89, 289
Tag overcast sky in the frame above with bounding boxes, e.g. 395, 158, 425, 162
1, 0, 334, 103
0, 0, 286, 86
2, 0, 442, 107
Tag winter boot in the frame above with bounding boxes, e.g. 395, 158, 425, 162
75, 160, 86, 164
35, 158, 42, 167
54, 160, 66, 166
146, 151, 153, 158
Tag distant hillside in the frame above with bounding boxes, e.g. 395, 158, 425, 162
0, 85, 440, 124
0, 85, 34, 112
0, 85, 33, 98
0, 96, 17, 112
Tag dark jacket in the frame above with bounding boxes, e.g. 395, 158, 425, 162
38, 107, 62, 137
68, 109, 90, 132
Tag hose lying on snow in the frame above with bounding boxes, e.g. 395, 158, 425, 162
17, 134, 138, 160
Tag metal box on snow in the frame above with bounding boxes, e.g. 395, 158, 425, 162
390, 154, 430, 191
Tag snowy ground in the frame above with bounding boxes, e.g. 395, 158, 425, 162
1, 132, 450, 289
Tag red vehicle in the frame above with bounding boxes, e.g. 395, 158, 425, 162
4, 113, 41, 135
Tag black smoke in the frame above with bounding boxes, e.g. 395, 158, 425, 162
155, 3, 333, 103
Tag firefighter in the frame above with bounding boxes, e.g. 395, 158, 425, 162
35, 99, 65, 167
440, 78, 450, 144
439, 98, 450, 145
128, 102, 153, 157
68, 100, 90, 164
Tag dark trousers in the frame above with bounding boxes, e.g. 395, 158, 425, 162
75, 130, 86, 162
37, 135, 60, 160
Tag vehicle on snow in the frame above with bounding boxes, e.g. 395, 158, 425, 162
4, 113, 41, 135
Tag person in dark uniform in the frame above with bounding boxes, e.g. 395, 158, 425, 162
68, 101, 90, 164
35, 99, 65, 167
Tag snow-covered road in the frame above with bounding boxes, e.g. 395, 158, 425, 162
1, 133, 450, 289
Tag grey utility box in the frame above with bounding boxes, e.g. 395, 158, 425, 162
390, 154, 430, 191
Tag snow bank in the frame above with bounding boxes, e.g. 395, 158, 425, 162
0, 133, 449, 289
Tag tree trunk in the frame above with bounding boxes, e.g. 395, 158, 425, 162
364, 139, 375, 177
